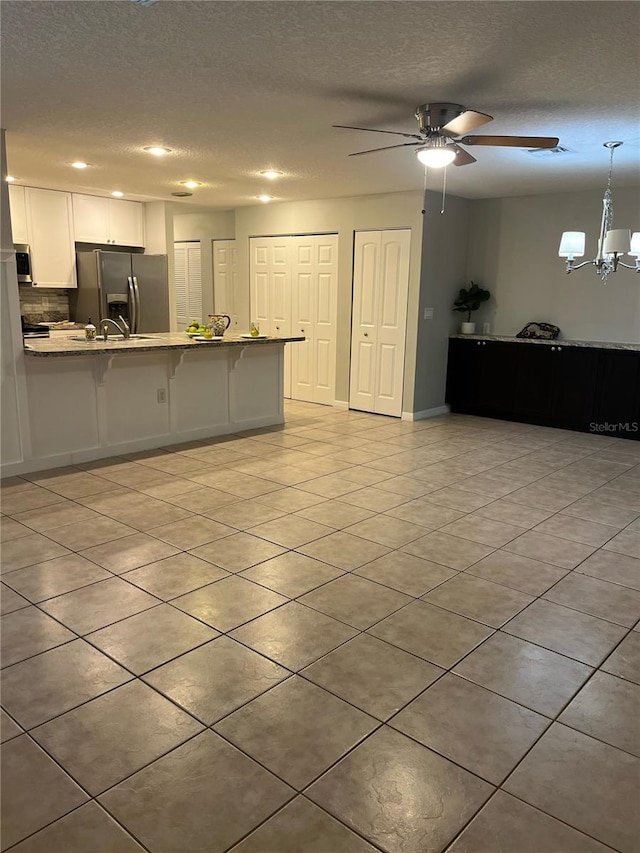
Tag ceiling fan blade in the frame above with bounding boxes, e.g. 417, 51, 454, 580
441, 110, 493, 136
333, 124, 423, 140
349, 142, 422, 157
451, 145, 477, 167
460, 135, 560, 148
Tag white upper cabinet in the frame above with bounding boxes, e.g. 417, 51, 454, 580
25, 188, 77, 288
72, 194, 145, 246
8, 184, 28, 244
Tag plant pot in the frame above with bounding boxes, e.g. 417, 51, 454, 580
461, 322, 476, 335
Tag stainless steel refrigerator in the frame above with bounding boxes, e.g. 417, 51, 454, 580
71, 250, 170, 333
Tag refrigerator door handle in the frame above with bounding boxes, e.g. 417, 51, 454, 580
132, 276, 141, 334
127, 276, 137, 334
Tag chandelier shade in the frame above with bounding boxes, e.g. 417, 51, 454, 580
558, 232, 586, 259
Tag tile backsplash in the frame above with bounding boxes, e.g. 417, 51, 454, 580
19, 285, 70, 324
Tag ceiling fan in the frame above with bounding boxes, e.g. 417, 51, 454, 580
334, 102, 560, 167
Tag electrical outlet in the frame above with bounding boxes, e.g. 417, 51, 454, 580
483, 322, 491, 335
157, 388, 166, 404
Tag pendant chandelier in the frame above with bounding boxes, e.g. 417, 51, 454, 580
558, 141, 639, 284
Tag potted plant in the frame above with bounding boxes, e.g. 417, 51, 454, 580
453, 281, 491, 334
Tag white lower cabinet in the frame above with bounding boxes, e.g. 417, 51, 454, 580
25, 188, 77, 288
72, 193, 145, 246
250, 234, 338, 404
349, 229, 411, 417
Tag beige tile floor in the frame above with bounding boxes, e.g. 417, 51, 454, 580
1, 401, 639, 853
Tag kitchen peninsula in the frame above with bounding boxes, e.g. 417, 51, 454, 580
11, 334, 303, 476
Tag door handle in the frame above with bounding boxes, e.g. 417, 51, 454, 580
132, 276, 141, 334
127, 277, 137, 334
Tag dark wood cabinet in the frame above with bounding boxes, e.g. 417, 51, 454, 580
446, 338, 639, 440
446, 339, 517, 417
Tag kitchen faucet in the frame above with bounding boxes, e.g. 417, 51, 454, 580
100, 316, 131, 340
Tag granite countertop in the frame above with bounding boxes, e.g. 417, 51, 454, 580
24, 332, 305, 358
449, 334, 640, 352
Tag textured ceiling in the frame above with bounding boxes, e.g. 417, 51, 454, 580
2, 1, 639, 209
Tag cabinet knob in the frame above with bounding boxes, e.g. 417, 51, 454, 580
551, 346, 556, 351
364, 332, 369, 337
477, 341, 481, 346
300, 329, 305, 333
557, 346, 563, 351
483, 341, 487, 346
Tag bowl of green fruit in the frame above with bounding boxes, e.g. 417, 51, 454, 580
185, 321, 207, 337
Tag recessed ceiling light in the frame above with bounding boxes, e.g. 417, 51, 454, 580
180, 180, 202, 189
111, 191, 124, 197
256, 195, 274, 202
259, 170, 283, 179
5, 175, 17, 182
144, 146, 172, 156
72, 161, 89, 169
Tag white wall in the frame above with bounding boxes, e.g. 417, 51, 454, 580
234, 191, 424, 408
173, 211, 235, 321
414, 192, 472, 414
466, 186, 640, 343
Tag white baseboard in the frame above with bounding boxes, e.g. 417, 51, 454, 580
0, 414, 285, 478
402, 405, 451, 422
332, 400, 349, 410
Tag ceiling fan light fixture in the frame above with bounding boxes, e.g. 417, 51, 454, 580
416, 145, 456, 168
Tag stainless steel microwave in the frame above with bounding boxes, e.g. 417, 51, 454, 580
15, 244, 32, 284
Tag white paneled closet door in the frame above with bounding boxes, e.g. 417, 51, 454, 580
250, 234, 338, 404
174, 242, 203, 329
350, 229, 411, 417
212, 239, 237, 320
290, 235, 338, 405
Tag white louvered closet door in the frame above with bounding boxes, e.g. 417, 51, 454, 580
350, 229, 410, 417
174, 242, 203, 329
212, 239, 237, 320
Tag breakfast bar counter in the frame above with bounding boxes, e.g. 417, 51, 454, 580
11, 333, 304, 476
24, 332, 304, 356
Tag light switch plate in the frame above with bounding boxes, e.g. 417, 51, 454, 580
423, 307, 434, 320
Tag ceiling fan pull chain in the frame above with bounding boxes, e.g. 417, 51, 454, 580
441, 166, 447, 215
421, 165, 428, 215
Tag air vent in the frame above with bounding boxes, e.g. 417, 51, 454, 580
171, 191, 193, 197
527, 145, 575, 157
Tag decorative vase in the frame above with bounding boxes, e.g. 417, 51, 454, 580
461, 321, 476, 335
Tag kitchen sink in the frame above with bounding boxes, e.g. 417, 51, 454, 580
69, 335, 157, 342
